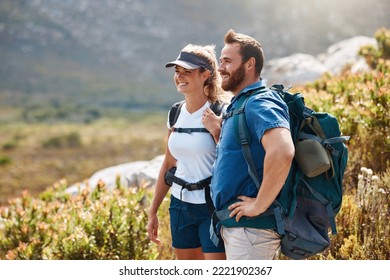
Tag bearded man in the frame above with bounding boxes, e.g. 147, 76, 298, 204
210, 29, 295, 260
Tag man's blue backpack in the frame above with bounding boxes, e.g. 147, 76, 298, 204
224, 84, 350, 259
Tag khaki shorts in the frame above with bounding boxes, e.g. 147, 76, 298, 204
221, 226, 281, 260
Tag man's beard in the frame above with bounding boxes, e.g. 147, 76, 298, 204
221, 63, 245, 92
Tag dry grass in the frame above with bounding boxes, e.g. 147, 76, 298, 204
0, 114, 167, 206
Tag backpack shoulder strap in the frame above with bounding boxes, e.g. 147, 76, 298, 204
170, 101, 228, 134
209, 101, 226, 116
232, 87, 268, 187
234, 94, 259, 186
170, 100, 225, 126
168, 100, 185, 128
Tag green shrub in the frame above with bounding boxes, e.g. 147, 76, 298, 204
0, 155, 12, 166
328, 168, 390, 260
359, 27, 390, 68
42, 132, 82, 148
0, 180, 159, 260
2, 141, 17, 151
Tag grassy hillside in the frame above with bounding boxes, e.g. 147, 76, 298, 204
0, 112, 167, 206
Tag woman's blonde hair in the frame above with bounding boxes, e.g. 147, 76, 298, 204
181, 44, 231, 103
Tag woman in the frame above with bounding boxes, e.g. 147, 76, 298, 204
147, 44, 229, 260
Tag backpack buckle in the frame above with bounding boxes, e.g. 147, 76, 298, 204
164, 167, 177, 186
185, 183, 201, 191
240, 138, 249, 146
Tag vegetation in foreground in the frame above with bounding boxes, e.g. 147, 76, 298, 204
1, 166, 387, 260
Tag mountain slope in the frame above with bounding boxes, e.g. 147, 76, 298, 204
0, 0, 389, 114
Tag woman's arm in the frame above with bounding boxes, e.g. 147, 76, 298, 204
146, 130, 177, 244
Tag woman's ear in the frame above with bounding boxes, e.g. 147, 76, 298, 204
202, 70, 211, 81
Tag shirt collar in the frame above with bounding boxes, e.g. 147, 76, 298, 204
231, 79, 268, 104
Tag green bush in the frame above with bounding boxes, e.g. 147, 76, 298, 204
0, 155, 12, 166
359, 27, 390, 68
2, 141, 17, 151
42, 132, 82, 148
328, 167, 390, 260
0, 180, 159, 260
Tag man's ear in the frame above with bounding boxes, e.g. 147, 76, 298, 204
246, 57, 256, 71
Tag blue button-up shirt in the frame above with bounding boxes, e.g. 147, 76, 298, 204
211, 80, 290, 220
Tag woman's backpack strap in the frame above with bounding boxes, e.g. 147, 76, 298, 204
168, 101, 185, 128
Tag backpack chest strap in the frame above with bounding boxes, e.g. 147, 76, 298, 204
171, 127, 210, 134
223, 107, 244, 120
164, 167, 212, 191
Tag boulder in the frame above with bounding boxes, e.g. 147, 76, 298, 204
263, 53, 327, 86
66, 155, 164, 195
263, 35, 376, 86
319, 36, 376, 75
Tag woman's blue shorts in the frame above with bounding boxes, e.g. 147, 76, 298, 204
169, 195, 225, 253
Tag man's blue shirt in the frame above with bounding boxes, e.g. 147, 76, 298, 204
211, 80, 290, 213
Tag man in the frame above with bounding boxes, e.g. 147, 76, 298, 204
210, 29, 295, 259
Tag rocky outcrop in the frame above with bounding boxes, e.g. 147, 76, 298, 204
263, 36, 377, 86
264, 53, 327, 86
319, 36, 376, 75
66, 155, 164, 195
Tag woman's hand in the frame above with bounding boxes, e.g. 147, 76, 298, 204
147, 212, 161, 244
202, 108, 222, 142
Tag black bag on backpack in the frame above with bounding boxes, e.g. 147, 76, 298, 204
215, 84, 350, 259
